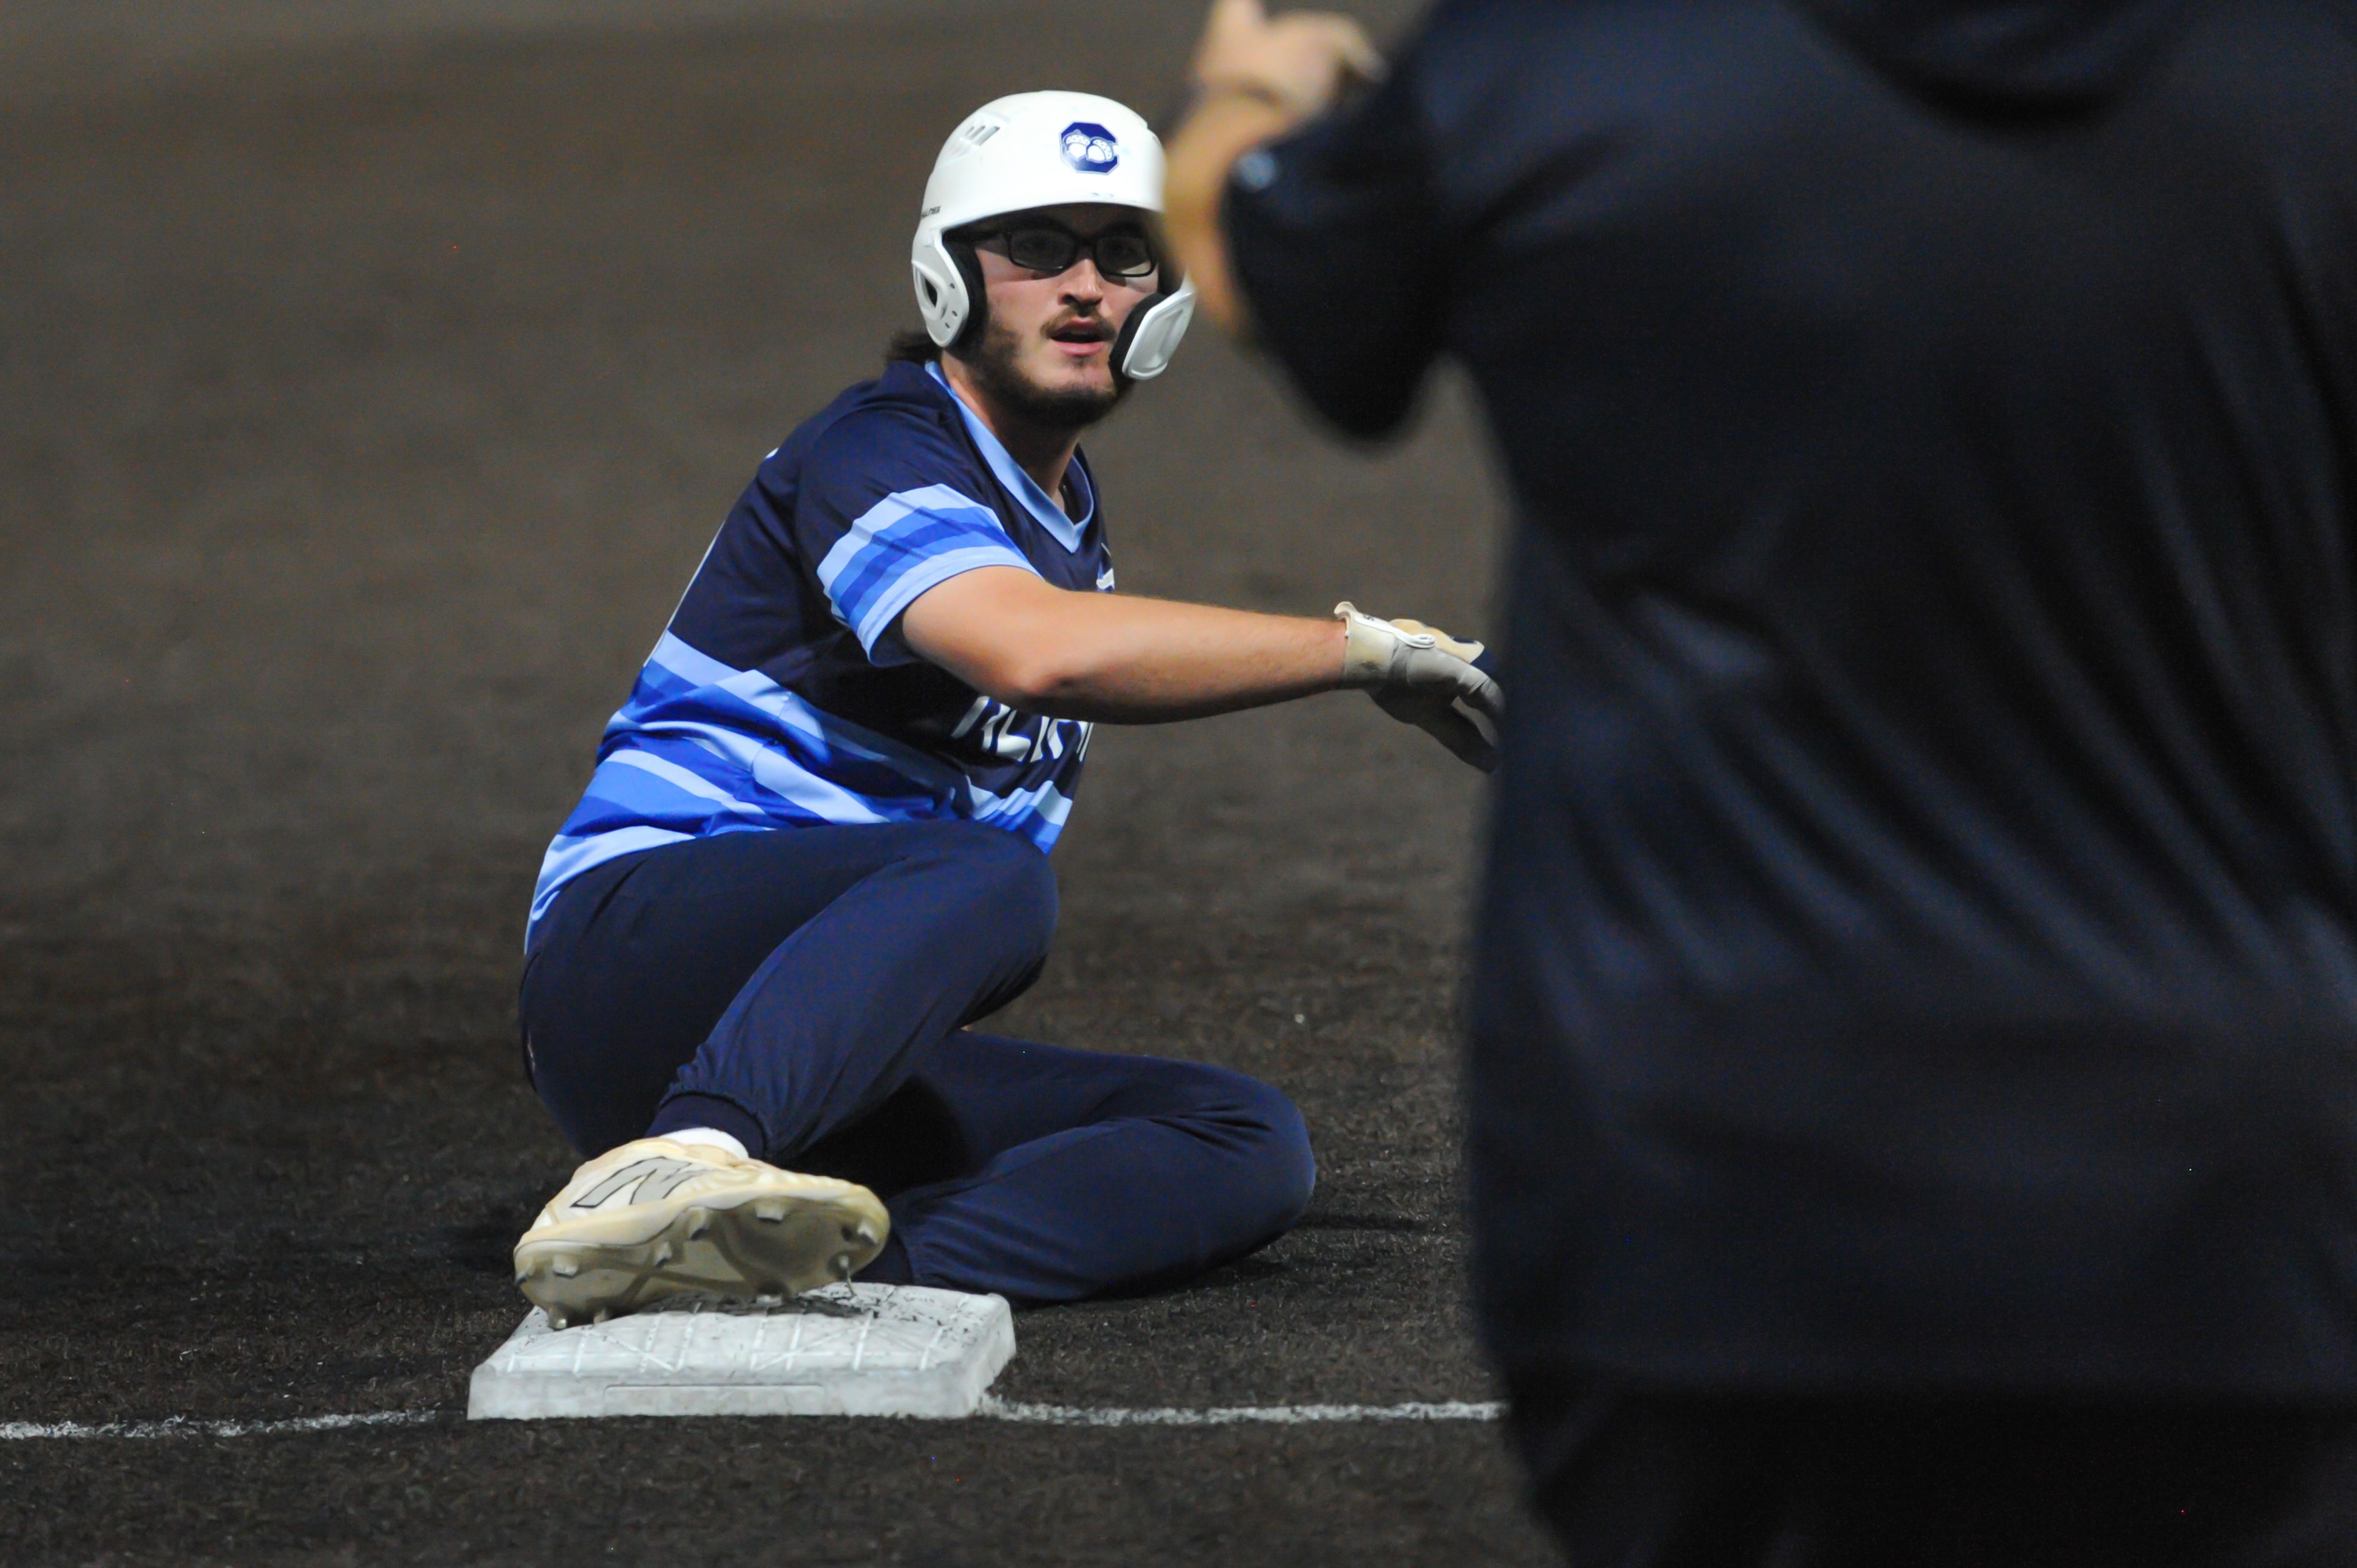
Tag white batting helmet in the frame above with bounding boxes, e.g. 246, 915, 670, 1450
911, 91, 1197, 381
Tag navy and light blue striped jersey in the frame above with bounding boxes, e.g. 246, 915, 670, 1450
530, 358, 1113, 939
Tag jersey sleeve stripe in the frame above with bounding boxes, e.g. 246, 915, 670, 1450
848, 545, 1041, 651
829, 520, 1031, 639
816, 485, 1037, 652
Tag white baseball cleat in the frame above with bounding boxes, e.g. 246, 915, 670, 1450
513, 1136, 889, 1329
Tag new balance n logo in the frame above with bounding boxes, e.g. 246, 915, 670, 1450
571, 1156, 702, 1210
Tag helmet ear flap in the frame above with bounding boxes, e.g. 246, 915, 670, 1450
945, 236, 988, 355
1114, 273, 1196, 382
912, 226, 982, 349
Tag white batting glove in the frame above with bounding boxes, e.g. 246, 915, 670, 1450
1334, 601, 1504, 772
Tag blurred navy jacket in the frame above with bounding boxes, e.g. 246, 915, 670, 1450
1226, 0, 2357, 1394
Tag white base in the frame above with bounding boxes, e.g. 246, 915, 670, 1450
466, 1283, 1016, 1420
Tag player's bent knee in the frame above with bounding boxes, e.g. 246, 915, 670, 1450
1255, 1086, 1318, 1230
1196, 1065, 1317, 1240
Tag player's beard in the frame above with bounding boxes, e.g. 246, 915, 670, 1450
962, 314, 1131, 431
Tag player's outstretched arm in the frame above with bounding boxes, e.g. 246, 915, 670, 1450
899, 566, 1500, 769
902, 565, 1339, 722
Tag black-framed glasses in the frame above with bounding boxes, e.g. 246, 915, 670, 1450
978, 222, 1159, 281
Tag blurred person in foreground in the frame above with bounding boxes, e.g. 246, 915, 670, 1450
1166, 0, 2357, 1559
508, 91, 1500, 1327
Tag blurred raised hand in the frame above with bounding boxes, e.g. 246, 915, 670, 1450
1188, 0, 1384, 120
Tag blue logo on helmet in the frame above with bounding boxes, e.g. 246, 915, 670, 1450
1060, 122, 1119, 174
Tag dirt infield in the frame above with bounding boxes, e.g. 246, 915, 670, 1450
0, 3, 1547, 1561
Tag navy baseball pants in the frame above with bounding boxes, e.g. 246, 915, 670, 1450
518, 821, 1316, 1304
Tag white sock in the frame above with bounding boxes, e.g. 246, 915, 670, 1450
661, 1127, 749, 1161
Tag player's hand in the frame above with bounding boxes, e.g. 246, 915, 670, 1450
1334, 602, 1503, 772
1190, 0, 1384, 123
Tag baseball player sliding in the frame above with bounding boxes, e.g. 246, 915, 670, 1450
511, 91, 1500, 1326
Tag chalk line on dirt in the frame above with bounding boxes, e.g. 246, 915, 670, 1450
2, 1400, 1501, 1440
977, 1399, 1503, 1426
0, 1410, 449, 1441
